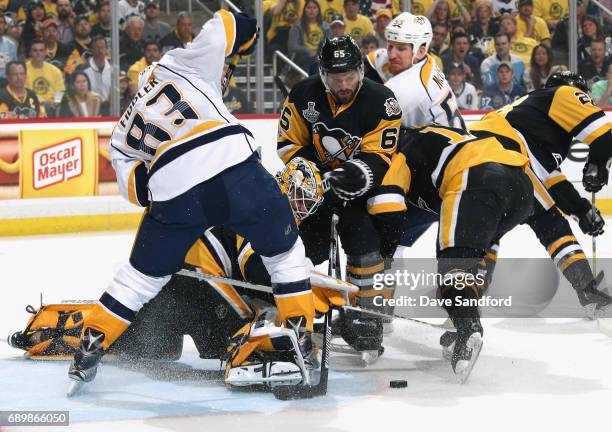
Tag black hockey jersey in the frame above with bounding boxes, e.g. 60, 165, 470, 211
469, 85, 611, 216
368, 126, 529, 216
277, 75, 402, 186
0, 86, 44, 119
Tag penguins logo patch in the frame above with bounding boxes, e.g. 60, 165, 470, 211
384, 98, 401, 117
312, 122, 362, 165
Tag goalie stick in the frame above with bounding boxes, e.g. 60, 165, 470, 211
272, 212, 340, 400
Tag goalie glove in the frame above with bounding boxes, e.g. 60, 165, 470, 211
324, 159, 374, 201
583, 159, 611, 193
572, 200, 605, 236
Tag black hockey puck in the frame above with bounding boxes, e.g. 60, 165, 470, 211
389, 380, 407, 388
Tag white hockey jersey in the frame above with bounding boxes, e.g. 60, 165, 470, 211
109, 10, 256, 204
367, 49, 463, 129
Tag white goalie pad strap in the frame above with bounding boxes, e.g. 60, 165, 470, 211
260, 236, 310, 284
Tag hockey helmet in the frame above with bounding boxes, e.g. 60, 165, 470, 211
545, 71, 589, 93
318, 35, 363, 74
276, 157, 324, 221
385, 13, 433, 60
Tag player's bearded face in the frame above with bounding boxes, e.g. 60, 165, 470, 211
325, 70, 361, 104
387, 41, 413, 75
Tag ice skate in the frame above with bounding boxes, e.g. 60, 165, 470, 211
451, 319, 483, 384
67, 328, 105, 397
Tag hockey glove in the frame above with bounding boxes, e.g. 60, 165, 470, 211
230, 12, 258, 57
324, 159, 374, 202
583, 159, 611, 193
573, 201, 605, 236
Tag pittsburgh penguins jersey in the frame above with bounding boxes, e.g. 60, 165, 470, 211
184, 225, 269, 320
109, 10, 257, 204
277, 75, 402, 186
469, 85, 611, 216
365, 50, 464, 129
0, 87, 44, 119
367, 126, 529, 216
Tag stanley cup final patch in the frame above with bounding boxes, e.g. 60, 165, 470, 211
302, 102, 320, 124
384, 97, 401, 117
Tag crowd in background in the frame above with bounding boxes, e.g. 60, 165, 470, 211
0, 0, 609, 119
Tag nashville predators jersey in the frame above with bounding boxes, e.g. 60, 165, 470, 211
367, 126, 529, 216
469, 85, 611, 185
277, 75, 402, 185
365, 50, 464, 129
109, 10, 257, 204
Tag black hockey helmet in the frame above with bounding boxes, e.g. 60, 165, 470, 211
318, 36, 363, 74
545, 71, 589, 93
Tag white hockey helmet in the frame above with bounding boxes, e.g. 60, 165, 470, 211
385, 12, 433, 59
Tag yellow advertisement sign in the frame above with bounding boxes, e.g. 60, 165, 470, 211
19, 129, 98, 198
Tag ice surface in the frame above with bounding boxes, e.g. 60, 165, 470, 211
1, 220, 611, 431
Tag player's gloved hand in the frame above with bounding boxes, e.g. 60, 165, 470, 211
131, 162, 150, 207
583, 159, 611, 193
324, 159, 373, 201
573, 201, 605, 236
230, 12, 258, 57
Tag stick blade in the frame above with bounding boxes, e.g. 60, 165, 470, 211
272, 384, 324, 400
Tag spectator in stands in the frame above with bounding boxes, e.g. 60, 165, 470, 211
579, 38, 611, 84
529, 43, 553, 90
56, 0, 74, 45
361, 34, 379, 54
591, 63, 612, 107
492, 0, 517, 15
426, 0, 453, 29
442, 32, 481, 87
551, 0, 588, 66
498, 13, 538, 64
411, 0, 430, 15
319, 0, 344, 23
343, 0, 374, 43
534, 0, 568, 31
25, 40, 65, 115
469, 1, 498, 45
515, 0, 550, 46
91, 1, 111, 40
118, 0, 144, 27
222, 62, 252, 114
159, 12, 193, 54
120, 15, 145, 70
0, 60, 44, 118
578, 15, 605, 62
22, 0, 46, 52
83, 35, 110, 103
289, 0, 329, 71
264, 0, 303, 56
430, 22, 449, 57
481, 32, 529, 88
374, 8, 391, 49
58, 70, 103, 117
143, 0, 170, 43
119, 71, 132, 113
71, 15, 91, 55
5, 15, 24, 56
128, 40, 160, 93
447, 61, 479, 109
481, 61, 527, 109
73, 0, 96, 16
42, 18, 72, 70
0, 14, 17, 83
367, 0, 400, 18
329, 13, 346, 37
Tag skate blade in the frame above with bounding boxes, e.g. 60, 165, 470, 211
66, 379, 86, 397
454, 333, 483, 384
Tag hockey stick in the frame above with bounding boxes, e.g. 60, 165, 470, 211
274, 75, 290, 99
272, 212, 340, 400
592, 191, 597, 276
222, 54, 241, 94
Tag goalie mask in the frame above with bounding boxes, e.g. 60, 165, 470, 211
276, 157, 325, 221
